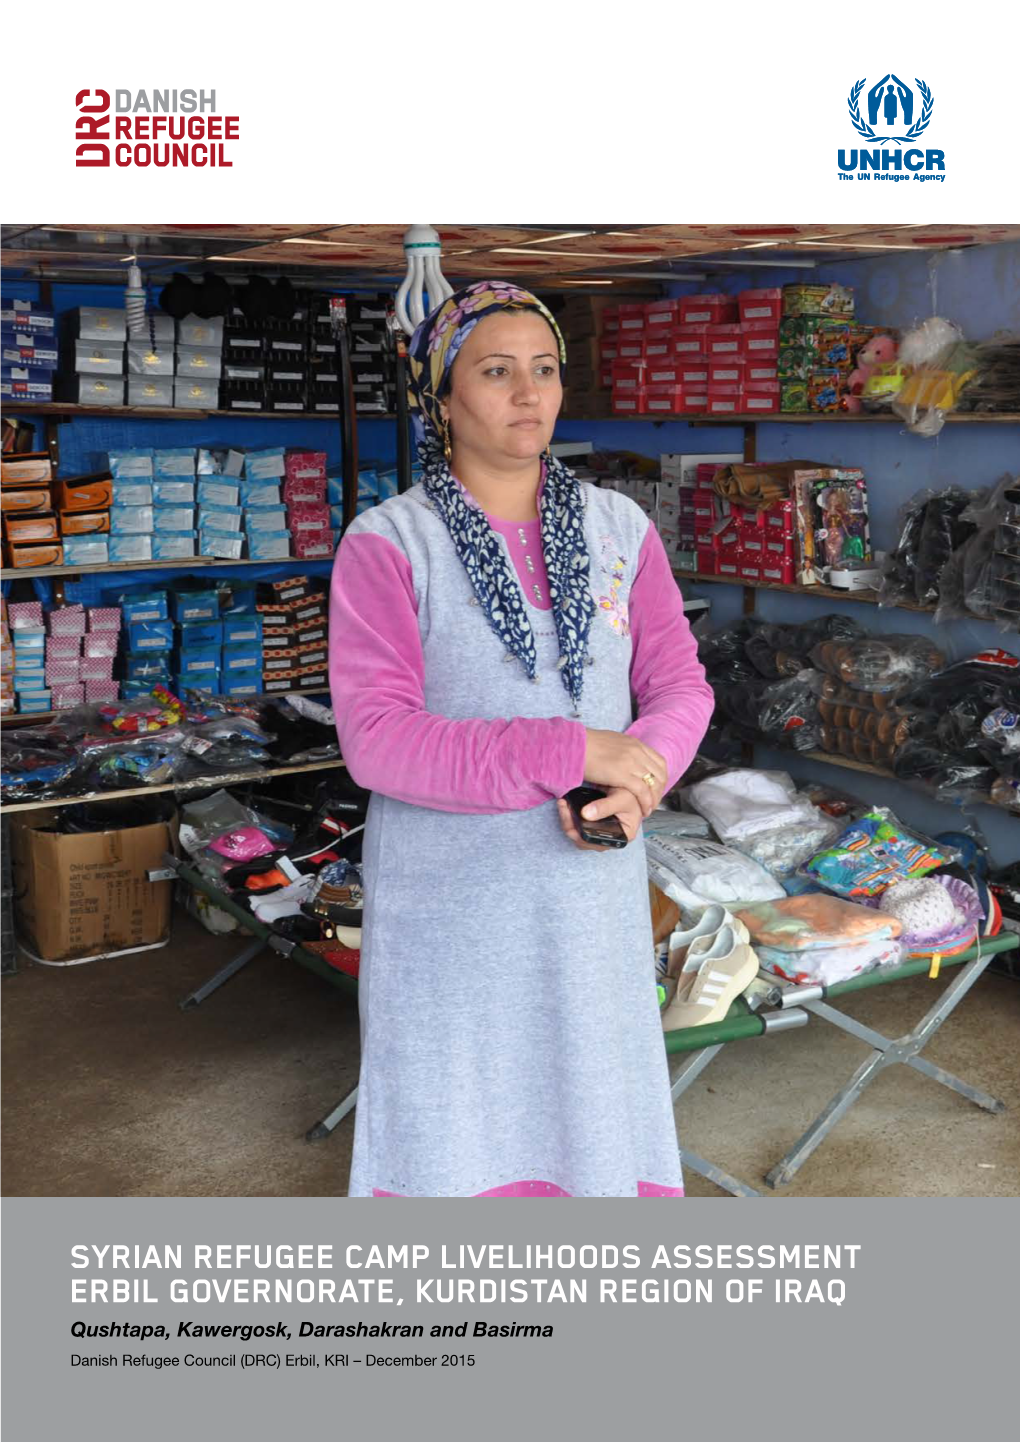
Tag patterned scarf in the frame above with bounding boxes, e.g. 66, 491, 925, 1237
407, 281, 596, 713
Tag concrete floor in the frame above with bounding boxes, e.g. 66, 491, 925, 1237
3, 908, 1018, 1198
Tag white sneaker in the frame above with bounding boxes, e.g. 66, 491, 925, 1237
662, 928, 760, 1032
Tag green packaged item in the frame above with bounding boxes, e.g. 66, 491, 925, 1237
778, 345, 817, 379
780, 380, 810, 412
782, 283, 855, 319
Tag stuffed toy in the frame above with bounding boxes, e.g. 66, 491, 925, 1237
846, 334, 898, 411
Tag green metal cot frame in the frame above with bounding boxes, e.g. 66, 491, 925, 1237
164, 857, 1016, 1197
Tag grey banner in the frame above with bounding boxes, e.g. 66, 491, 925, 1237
1, 1197, 1015, 1439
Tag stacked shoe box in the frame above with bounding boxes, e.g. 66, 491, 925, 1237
221, 306, 266, 412
197, 465, 243, 561
307, 297, 341, 414
57, 470, 113, 567
108, 448, 158, 564
120, 591, 173, 699
347, 296, 395, 415
257, 576, 329, 696
242, 448, 289, 560
284, 452, 332, 559
1, 300, 58, 403
149, 445, 197, 560
0, 598, 12, 714
126, 315, 176, 407
175, 314, 223, 411
44, 604, 121, 709
6, 602, 48, 713
1, 451, 62, 569
266, 301, 310, 414
220, 299, 310, 413
556, 295, 618, 419
171, 588, 222, 696
59, 307, 128, 406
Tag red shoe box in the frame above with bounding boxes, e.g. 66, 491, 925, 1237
763, 498, 795, 533
600, 366, 614, 389
738, 288, 782, 325
611, 361, 645, 392
612, 390, 647, 415
764, 533, 795, 561
645, 384, 684, 415
642, 332, 673, 359
283, 474, 327, 504
761, 557, 796, 585
601, 308, 620, 335
616, 340, 644, 361
717, 554, 741, 579
292, 528, 335, 559
739, 527, 765, 555
707, 381, 741, 416
707, 324, 743, 356
677, 362, 711, 386
645, 300, 681, 329
617, 303, 647, 333
679, 294, 738, 326
716, 519, 740, 551
692, 487, 718, 525
709, 358, 745, 385
742, 387, 781, 413
672, 390, 707, 414
740, 326, 780, 359
644, 359, 688, 387
695, 546, 718, 575
670, 326, 710, 359
287, 501, 331, 533
744, 361, 779, 389
738, 559, 762, 582
285, 450, 327, 482
600, 339, 619, 362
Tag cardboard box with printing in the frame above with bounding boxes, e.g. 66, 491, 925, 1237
9, 811, 177, 962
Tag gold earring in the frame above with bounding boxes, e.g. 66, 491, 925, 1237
442, 420, 453, 465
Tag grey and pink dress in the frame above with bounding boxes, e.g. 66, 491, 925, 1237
328, 477, 714, 1196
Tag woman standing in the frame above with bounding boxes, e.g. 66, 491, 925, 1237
329, 281, 714, 1197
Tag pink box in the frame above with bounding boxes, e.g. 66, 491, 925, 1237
52, 683, 85, 709
46, 635, 82, 658
284, 450, 327, 482
81, 656, 116, 681
48, 605, 87, 636
84, 632, 119, 657
85, 680, 121, 702
8, 602, 44, 630
45, 659, 81, 684
87, 607, 122, 632
282, 474, 327, 504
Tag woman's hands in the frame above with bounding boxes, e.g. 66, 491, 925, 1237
583, 728, 668, 817
557, 787, 644, 852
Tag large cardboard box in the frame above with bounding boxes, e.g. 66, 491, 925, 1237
9, 812, 176, 962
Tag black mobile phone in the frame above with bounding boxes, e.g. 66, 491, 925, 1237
563, 785, 628, 849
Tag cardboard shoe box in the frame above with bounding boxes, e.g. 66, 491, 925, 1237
9, 810, 176, 963
1, 453, 52, 487
58, 375, 126, 406
128, 377, 174, 407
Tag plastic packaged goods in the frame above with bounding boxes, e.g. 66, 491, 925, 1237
0, 730, 81, 800
759, 934, 904, 986
79, 728, 188, 788
956, 339, 1020, 414
643, 834, 785, 913
757, 673, 823, 752
935, 475, 1020, 631
892, 317, 978, 436
809, 634, 946, 693
744, 614, 866, 680
879, 487, 980, 609
801, 809, 957, 897
735, 892, 902, 950
991, 775, 1020, 811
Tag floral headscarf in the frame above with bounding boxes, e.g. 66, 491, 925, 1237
406, 281, 595, 715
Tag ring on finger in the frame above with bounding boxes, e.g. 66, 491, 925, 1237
642, 771, 656, 788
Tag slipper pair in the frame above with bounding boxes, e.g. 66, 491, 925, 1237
661, 906, 760, 1032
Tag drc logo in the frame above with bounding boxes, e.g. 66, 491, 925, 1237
848, 76, 933, 142
838, 75, 944, 182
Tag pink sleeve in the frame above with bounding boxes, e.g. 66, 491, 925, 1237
626, 524, 715, 789
328, 530, 587, 813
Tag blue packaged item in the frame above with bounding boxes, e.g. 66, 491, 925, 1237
110, 481, 154, 507
153, 447, 196, 478
152, 533, 197, 560
120, 591, 168, 624
18, 694, 53, 713
244, 505, 288, 532
1, 364, 57, 386
128, 620, 174, 653
246, 530, 291, 561
108, 448, 154, 479
179, 620, 224, 649
220, 671, 262, 697
63, 537, 110, 567
222, 585, 256, 616
171, 591, 218, 623
330, 506, 344, 530
0, 337, 58, 368
110, 504, 154, 535
222, 614, 263, 646
152, 480, 195, 505
108, 535, 153, 563
153, 506, 195, 532
198, 504, 242, 532
122, 653, 171, 681
172, 671, 220, 697
13, 671, 47, 691
801, 809, 953, 898
243, 447, 286, 481
221, 643, 263, 673
357, 468, 379, 499
1, 376, 53, 402
13, 652, 46, 672
0, 307, 54, 333
12, 627, 46, 650
239, 480, 282, 508
200, 529, 244, 559
376, 468, 399, 500
327, 476, 344, 506
174, 646, 222, 678
197, 480, 240, 509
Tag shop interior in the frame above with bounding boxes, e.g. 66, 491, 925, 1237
1, 222, 1018, 1198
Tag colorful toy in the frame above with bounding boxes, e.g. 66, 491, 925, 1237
846, 333, 899, 412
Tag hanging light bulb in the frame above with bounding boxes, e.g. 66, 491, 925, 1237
395, 225, 453, 334
124, 257, 147, 337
